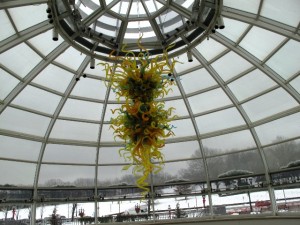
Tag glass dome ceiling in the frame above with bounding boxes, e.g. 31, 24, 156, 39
0, 0, 300, 207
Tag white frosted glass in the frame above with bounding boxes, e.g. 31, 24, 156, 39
181, 68, 217, 94
55, 47, 86, 70
0, 43, 42, 78
188, 88, 232, 114
196, 38, 227, 61
8, 4, 47, 31
104, 103, 122, 121
50, 120, 99, 141
240, 26, 285, 60
28, 30, 63, 56
83, 60, 113, 77
0, 107, 51, 136
0, 135, 41, 161
266, 40, 300, 80
60, 98, 103, 121
165, 99, 189, 117
207, 150, 264, 179
43, 144, 96, 163
38, 165, 95, 186
261, 0, 300, 27
228, 69, 277, 101
203, 130, 256, 156
169, 118, 196, 138
98, 165, 133, 184
101, 124, 123, 142
0, 160, 36, 186
212, 51, 253, 81
71, 78, 107, 100
12, 85, 61, 114
224, 0, 260, 14
162, 83, 181, 98
33, 64, 73, 93
145, 0, 164, 13
0, 69, 19, 100
290, 75, 300, 94
98, 147, 125, 164
243, 88, 298, 122
217, 18, 249, 42
0, 10, 15, 41
255, 113, 300, 145
161, 141, 200, 161
173, 53, 201, 73
129, 1, 145, 15
196, 107, 245, 134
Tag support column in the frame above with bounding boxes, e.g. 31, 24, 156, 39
30, 202, 36, 225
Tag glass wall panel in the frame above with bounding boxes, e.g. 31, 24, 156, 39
228, 69, 276, 101
0, 69, 19, 100
12, 85, 61, 114
28, 30, 63, 56
181, 68, 217, 94
60, 99, 103, 121
216, 18, 249, 43
173, 53, 201, 74
240, 26, 285, 60
0, 10, 15, 41
8, 4, 47, 31
71, 78, 107, 100
0, 160, 36, 186
104, 103, 122, 121
224, 0, 260, 14
255, 113, 300, 146
155, 160, 206, 184
84, 59, 112, 77
242, 88, 298, 122
207, 150, 264, 180
188, 88, 232, 114
0, 107, 51, 136
55, 47, 86, 71
0, 189, 33, 202
274, 187, 300, 213
37, 189, 94, 201
212, 190, 270, 215
50, 120, 99, 142
98, 147, 125, 164
0, 43, 42, 78
261, 0, 300, 27
43, 144, 96, 164
271, 169, 300, 186
211, 174, 266, 192
108, 89, 126, 101
264, 139, 300, 172
0, 135, 41, 161
290, 75, 300, 94
203, 130, 256, 157
162, 84, 181, 98
100, 124, 122, 142
266, 40, 300, 80
33, 64, 73, 93
196, 107, 245, 134
164, 99, 189, 117
98, 165, 135, 186
169, 118, 196, 138
161, 141, 200, 161
38, 164, 95, 187
211, 51, 253, 81
196, 39, 227, 61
